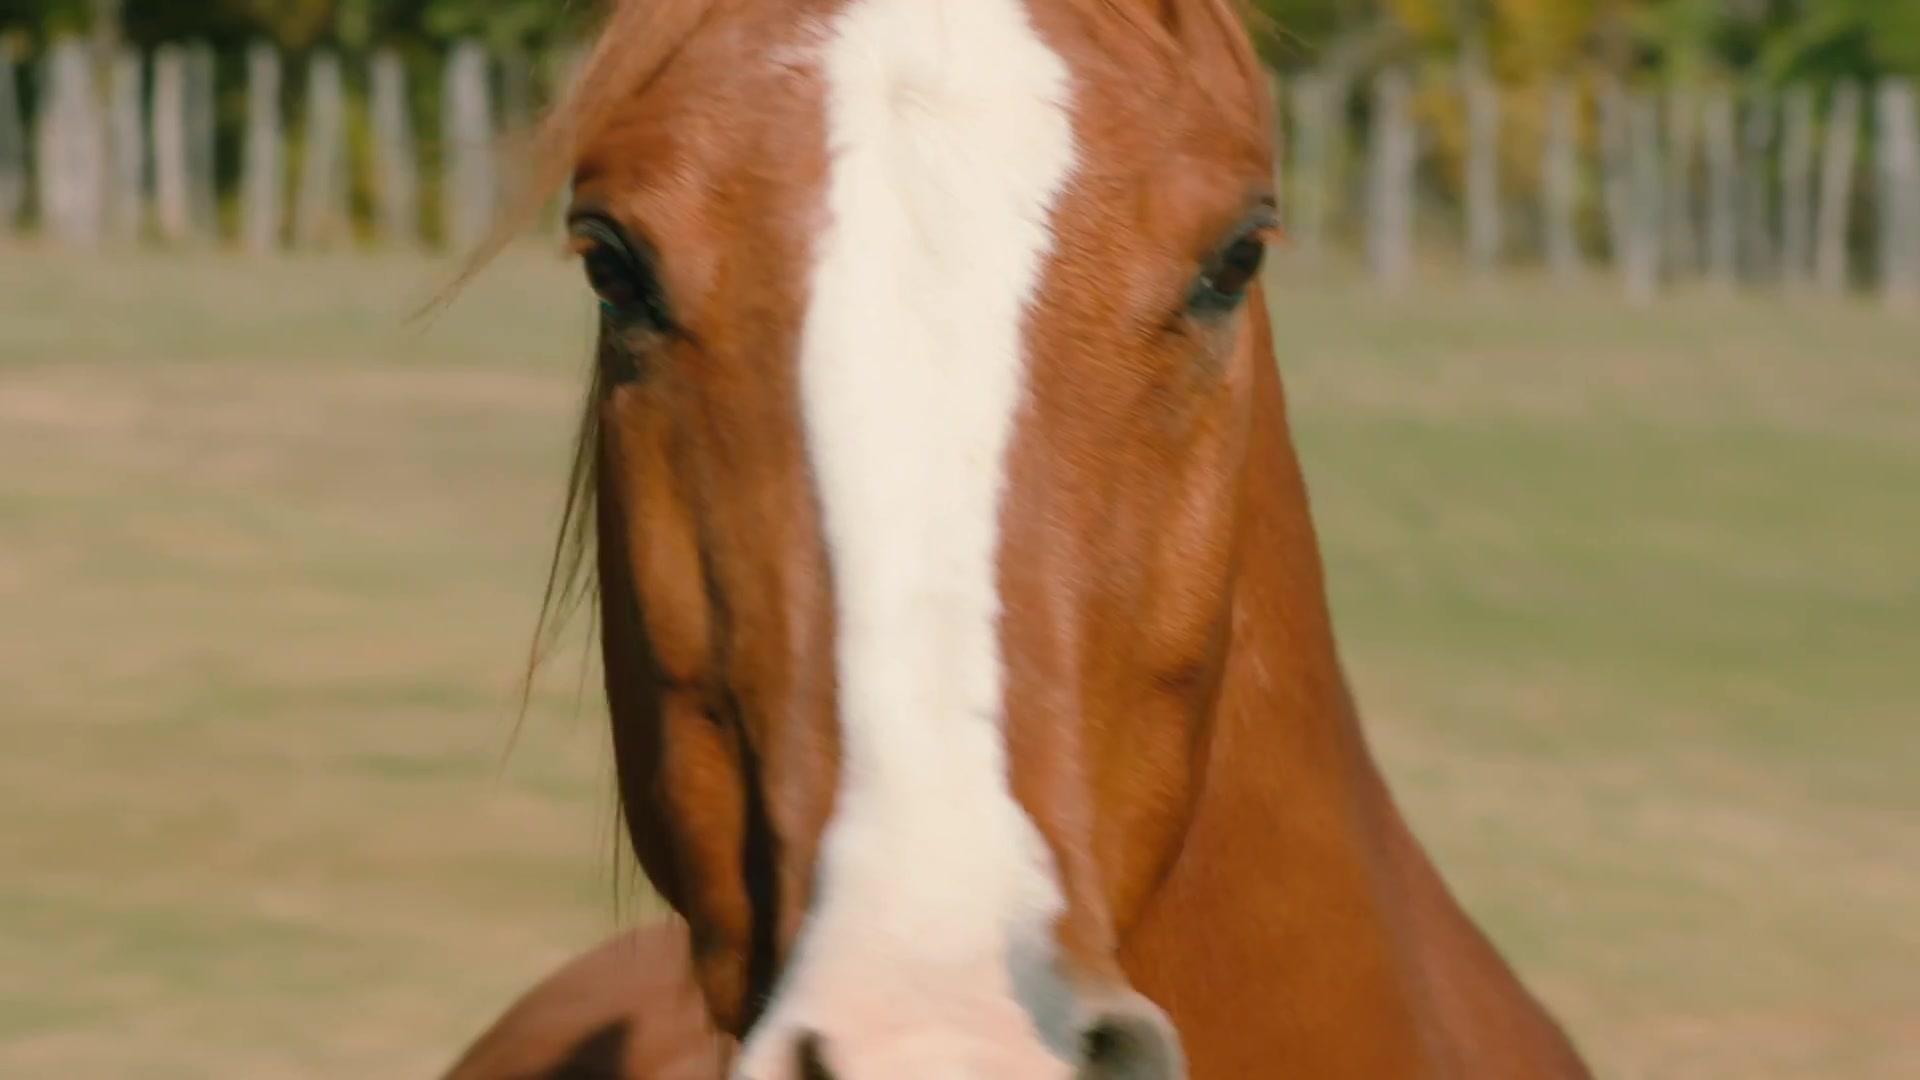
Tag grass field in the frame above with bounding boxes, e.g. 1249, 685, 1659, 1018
1, 249, 1915, 1079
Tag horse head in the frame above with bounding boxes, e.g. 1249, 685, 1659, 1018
544, 0, 1274, 1076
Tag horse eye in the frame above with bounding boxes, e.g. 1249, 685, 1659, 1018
570, 216, 673, 332
583, 243, 640, 309
1188, 233, 1267, 316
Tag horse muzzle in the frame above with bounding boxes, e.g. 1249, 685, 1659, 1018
732, 985, 1184, 1080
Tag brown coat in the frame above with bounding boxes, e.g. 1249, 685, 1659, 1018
441, 921, 729, 1080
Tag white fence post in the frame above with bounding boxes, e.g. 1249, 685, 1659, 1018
151, 44, 190, 243
1623, 92, 1662, 303
1663, 88, 1699, 277
1702, 89, 1738, 288
1542, 81, 1582, 281
1597, 77, 1631, 270
1463, 58, 1501, 272
370, 50, 421, 247
37, 40, 106, 247
153, 42, 216, 244
1288, 71, 1332, 263
1879, 79, 1920, 311
186, 42, 217, 238
241, 42, 283, 253
1367, 68, 1415, 291
1778, 86, 1816, 286
442, 41, 495, 251
1814, 82, 1862, 296
105, 48, 144, 244
293, 51, 349, 248
1738, 94, 1775, 282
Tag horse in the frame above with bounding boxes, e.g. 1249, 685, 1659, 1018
442, 920, 727, 1080
450, 0, 1592, 1075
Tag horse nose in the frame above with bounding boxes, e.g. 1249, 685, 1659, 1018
1075, 991, 1185, 1080
738, 976, 1182, 1080
759, 999, 1183, 1080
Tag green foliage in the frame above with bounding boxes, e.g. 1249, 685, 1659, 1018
1249, 0, 1349, 64
3, 0, 1916, 81
1248, 0, 1920, 79
418, 0, 593, 53
1746, 0, 1920, 85
2, 0, 603, 53
0, 0, 92, 47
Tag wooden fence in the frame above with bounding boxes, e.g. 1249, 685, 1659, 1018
2, 39, 1917, 308
0, 39, 570, 254
1279, 65, 1919, 308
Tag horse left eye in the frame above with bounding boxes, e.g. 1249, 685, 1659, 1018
584, 243, 642, 310
1188, 234, 1267, 315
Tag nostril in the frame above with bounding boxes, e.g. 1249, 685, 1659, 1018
796, 1031, 837, 1080
1083, 1020, 1121, 1064
1077, 999, 1185, 1080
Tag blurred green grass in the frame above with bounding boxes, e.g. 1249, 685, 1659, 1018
1, 250, 1915, 1078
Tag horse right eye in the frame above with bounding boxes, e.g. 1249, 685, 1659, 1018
569, 215, 676, 334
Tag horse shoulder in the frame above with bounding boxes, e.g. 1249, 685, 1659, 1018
441, 920, 730, 1080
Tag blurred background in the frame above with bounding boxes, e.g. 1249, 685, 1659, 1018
1, 2, 1916, 1078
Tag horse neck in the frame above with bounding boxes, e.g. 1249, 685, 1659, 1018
1116, 305, 1579, 1076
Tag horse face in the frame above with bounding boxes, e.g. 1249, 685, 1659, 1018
563, 1, 1270, 1076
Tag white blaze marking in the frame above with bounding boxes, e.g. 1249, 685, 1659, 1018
742, 0, 1079, 1069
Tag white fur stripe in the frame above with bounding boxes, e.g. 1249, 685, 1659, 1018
739, 0, 1079, 1070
